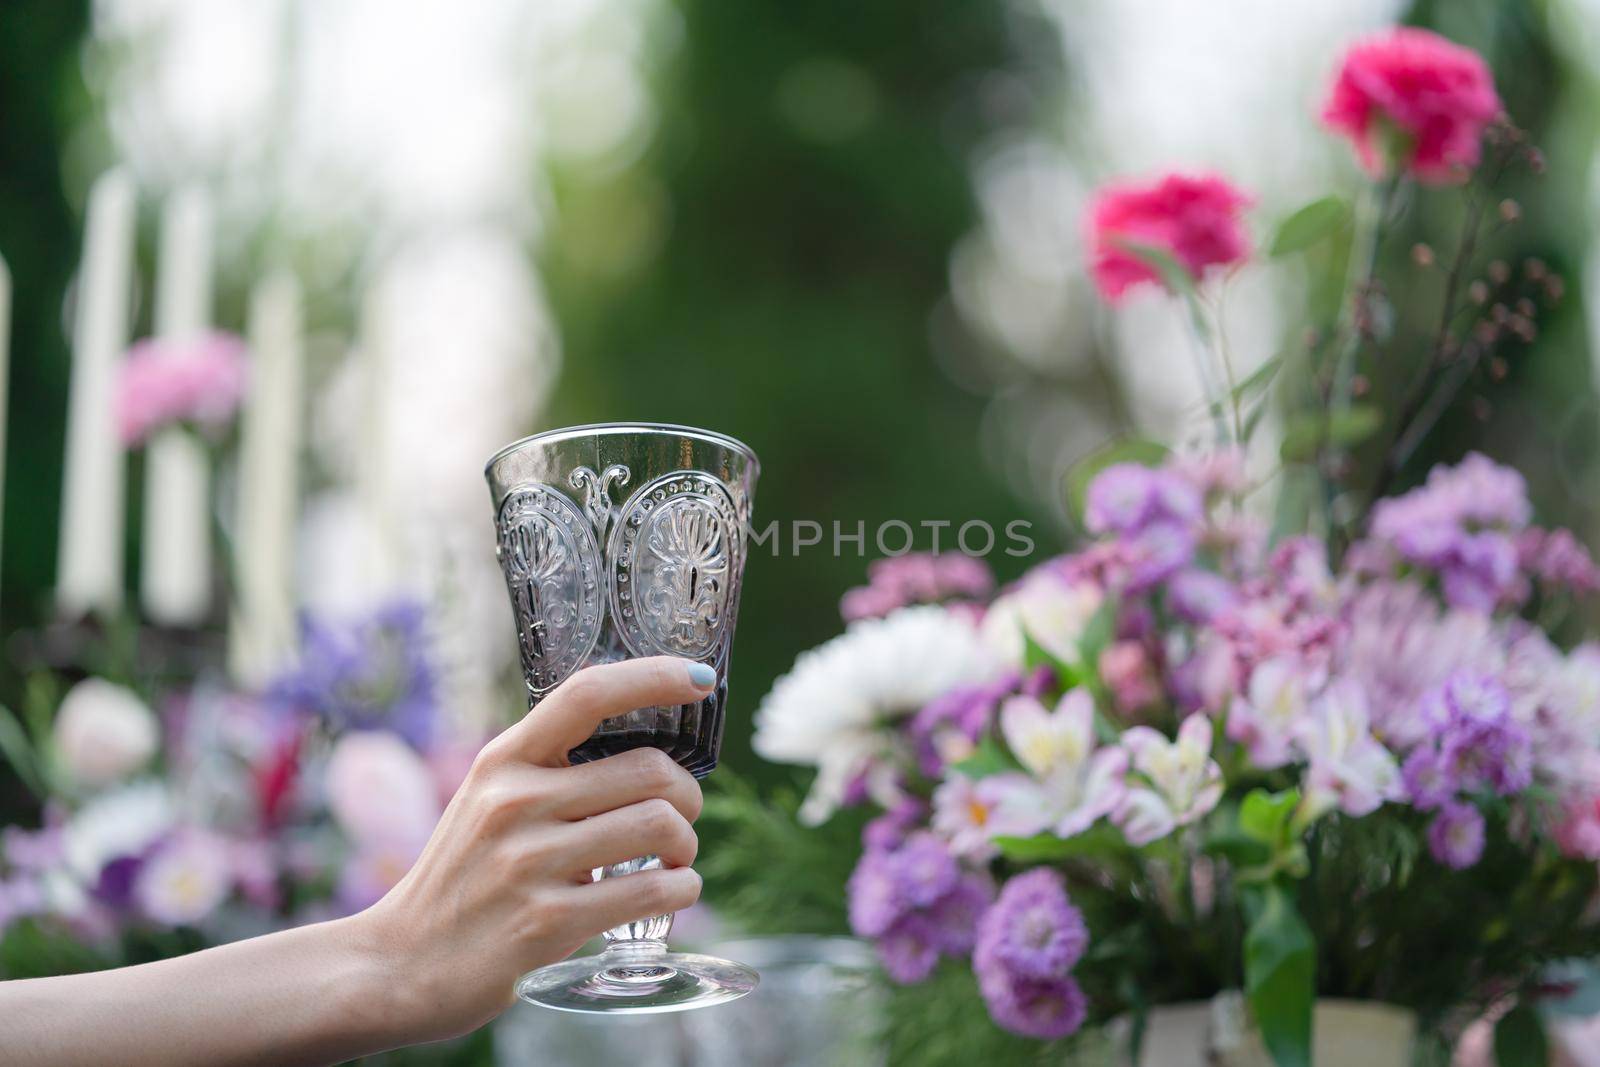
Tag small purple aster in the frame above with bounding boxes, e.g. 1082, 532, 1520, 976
890, 833, 961, 908
876, 915, 942, 984
923, 873, 994, 957
1402, 748, 1452, 811
975, 963, 1089, 1040
846, 850, 905, 939
973, 869, 1089, 981
862, 797, 926, 853
909, 674, 1017, 777
1428, 802, 1487, 870
1442, 671, 1511, 723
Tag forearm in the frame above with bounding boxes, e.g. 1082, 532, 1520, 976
0, 914, 408, 1067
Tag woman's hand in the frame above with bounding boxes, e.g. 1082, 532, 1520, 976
348, 655, 714, 1047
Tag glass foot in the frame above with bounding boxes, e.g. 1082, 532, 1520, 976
515, 940, 758, 1015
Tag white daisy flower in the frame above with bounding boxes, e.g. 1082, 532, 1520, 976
754, 605, 1000, 825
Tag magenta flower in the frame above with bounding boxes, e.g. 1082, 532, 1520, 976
116, 332, 249, 447
1321, 28, 1501, 184
1086, 173, 1252, 303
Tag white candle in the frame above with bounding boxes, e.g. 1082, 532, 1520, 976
229, 272, 303, 686
140, 187, 215, 627
355, 280, 397, 595
57, 169, 136, 619
0, 252, 11, 611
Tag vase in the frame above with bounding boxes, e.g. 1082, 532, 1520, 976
1111, 994, 1416, 1067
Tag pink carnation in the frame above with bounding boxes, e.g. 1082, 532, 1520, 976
1321, 28, 1501, 184
1085, 173, 1252, 303
117, 331, 250, 446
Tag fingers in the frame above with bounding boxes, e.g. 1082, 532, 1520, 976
550, 748, 703, 823
499, 658, 716, 767
549, 798, 699, 871
561, 866, 703, 934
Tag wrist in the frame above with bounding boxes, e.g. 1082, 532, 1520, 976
321, 909, 418, 1055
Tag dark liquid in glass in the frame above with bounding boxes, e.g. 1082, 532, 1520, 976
566, 681, 727, 779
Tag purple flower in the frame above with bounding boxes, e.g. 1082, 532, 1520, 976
1519, 527, 1600, 593
846, 850, 905, 939
862, 797, 926, 853
891, 833, 961, 908
973, 869, 1088, 981
1442, 671, 1511, 723
1085, 464, 1202, 539
271, 600, 439, 749
1366, 453, 1532, 610
975, 964, 1089, 1040
1124, 521, 1198, 592
909, 672, 1018, 777
1167, 569, 1238, 624
924, 873, 994, 956
1402, 748, 1452, 810
1428, 802, 1486, 869
1085, 464, 1159, 534
877, 915, 942, 983
839, 553, 995, 622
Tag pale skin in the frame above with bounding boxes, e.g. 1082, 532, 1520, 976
0, 656, 712, 1067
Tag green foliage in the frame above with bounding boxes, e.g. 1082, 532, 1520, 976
993, 824, 1130, 864
950, 734, 1024, 780
1493, 1003, 1549, 1067
1242, 880, 1315, 1067
1269, 196, 1352, 258
1279, 404, 1383, 463
696, 772, 861, 936
881, 960, 1116, 1066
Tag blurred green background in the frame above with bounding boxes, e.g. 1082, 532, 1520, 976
4, 0, 1600, 801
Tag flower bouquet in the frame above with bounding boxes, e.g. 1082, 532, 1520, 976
741, 27, 1600, 1066
0, 601, 482, 982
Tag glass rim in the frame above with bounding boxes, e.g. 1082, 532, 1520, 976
484, 421, 759, 477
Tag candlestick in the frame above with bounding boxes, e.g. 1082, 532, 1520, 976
230, 271, 303, 685
57, 169, 136, 619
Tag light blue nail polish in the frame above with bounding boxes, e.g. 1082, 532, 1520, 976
687, 662, 716, 689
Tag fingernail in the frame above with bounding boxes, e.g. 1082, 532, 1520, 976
686, 662, 716, 689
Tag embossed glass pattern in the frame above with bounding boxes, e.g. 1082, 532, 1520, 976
486, 423, 759, 1014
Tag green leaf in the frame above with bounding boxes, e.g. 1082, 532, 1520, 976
1113, 238, 1196, 296
1243, 880, 1315, 1067
1230, 354, 1283, 403
1021, 631, 1076, 688
950, 735, 1024, 780
1077, 595, 1119, 670
1493, 1003, 1549, 1067
993, 822, 1129, 862
1203, 830, 1273, 869
1269, 196, 1350, 257
0, 705, 44, 798
1063, 439, 1169, 526
1240, 787, 1301, 848
1279, 404, 1382, 462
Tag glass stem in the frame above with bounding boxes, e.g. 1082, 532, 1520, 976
599, 854, 674, 955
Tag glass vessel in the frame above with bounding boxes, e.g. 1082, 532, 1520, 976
485, 423, 760, 1014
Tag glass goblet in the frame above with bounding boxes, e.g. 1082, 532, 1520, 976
485, 423, 760, 1014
